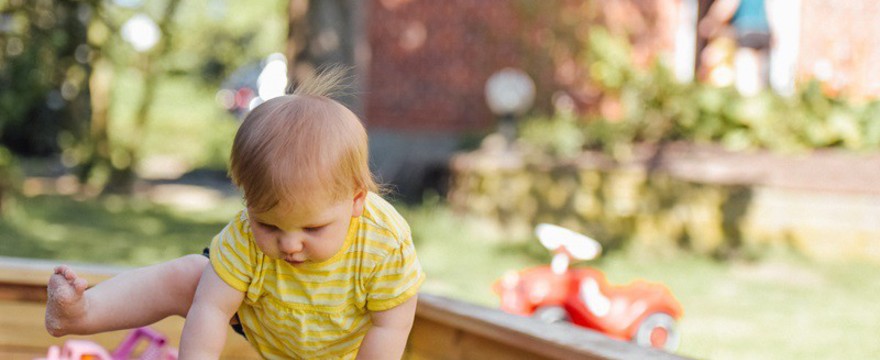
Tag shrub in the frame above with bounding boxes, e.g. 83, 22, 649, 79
517, 28, 880, 159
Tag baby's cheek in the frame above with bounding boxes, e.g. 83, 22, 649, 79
252, 232, 276, 255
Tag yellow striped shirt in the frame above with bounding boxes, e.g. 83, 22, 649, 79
209, 192, 425, 359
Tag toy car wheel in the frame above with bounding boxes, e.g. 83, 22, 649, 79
532, 306, 570, 324
633, 312, 680, 351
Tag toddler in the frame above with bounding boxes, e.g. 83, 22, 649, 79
45, 68, 425, 359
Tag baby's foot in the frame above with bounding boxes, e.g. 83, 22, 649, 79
45, 265, 89, 337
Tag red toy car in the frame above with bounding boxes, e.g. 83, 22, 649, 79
493, 224, 683, 351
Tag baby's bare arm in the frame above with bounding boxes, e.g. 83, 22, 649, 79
356, 295, 418, 360
698, 0, 742, 38
179, 265, 244, 360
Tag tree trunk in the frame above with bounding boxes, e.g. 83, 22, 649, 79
103, 0, 183, 193
287, 0, 364, 114
77, 56, 113, 186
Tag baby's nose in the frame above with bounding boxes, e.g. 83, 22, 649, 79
278, 234, 304, 253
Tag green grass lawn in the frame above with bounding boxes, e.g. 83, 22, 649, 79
2, 192, 879, 359
401, 201, 880, 360
0, 193, 243, 266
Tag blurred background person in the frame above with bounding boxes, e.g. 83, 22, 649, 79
699, 0, 772, 96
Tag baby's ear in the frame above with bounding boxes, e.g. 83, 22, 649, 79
351, 190, 367, 217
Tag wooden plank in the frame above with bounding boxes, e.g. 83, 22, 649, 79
0, 283, 47, 302
0, 256, 123, 287
406, 317, 465, 360
0, 256, 134, 304
411, 294, 689, 360
0, 257, 259, 360
0, 300, 260, 359
0, 345, 53, 360
407, 317, 539, 360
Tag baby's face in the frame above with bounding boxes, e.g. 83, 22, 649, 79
247, 192, 366, 265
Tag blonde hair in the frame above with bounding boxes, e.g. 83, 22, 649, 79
229, 66, 378, 213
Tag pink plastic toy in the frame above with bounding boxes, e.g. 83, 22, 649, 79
36, 327, 178, 360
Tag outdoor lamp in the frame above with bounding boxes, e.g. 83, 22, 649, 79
484, 68, 536, 145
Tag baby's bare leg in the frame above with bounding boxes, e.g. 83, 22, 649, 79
46, 254, 208, 337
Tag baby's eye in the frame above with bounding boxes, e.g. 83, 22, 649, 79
303, 226, 325, 233
259, 222, 279, 231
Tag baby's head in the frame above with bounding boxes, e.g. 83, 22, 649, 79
229, 68, 377, 215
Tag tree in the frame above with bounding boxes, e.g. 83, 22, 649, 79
0, 0, 182, 193
90, 0, 184, 193
0, 0, 91, 156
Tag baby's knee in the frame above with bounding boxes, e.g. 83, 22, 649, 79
181, 253, 210, 269
163, 255, 208, 290
171, 254, 209, 280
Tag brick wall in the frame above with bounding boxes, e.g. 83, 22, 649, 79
365, 1, 524, 133
364, 0, 679, 133
364, 0, 880, 136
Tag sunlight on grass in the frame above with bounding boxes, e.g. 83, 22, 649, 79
399, 202, 880, 360
396, 198, 545, 306
0, 194, 242, 266
596, 251, 880, 360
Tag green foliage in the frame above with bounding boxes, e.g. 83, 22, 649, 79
0, 144, 16, 174
518, 27, 880, 158
450, 151, 761, 259
171, 0, 287, 84
0, 145, 21, 209
1, 0, 285, 184
0, 0, 90, 155
518, 110, 584, 157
